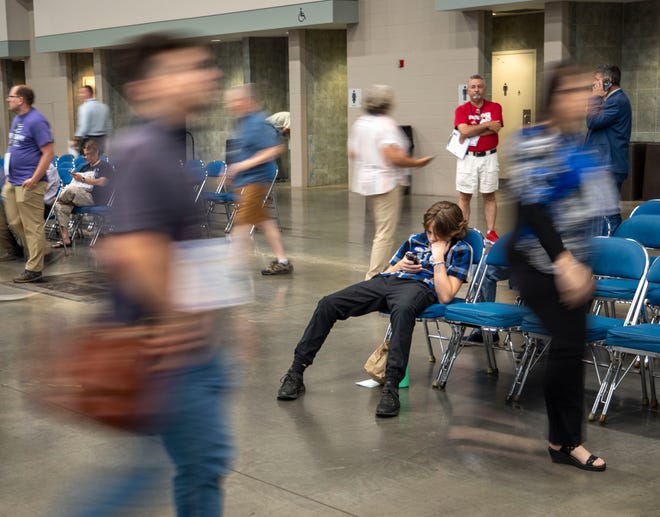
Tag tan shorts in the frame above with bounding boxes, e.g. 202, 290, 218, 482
234, 183, 269, 226
456, 152, 499, 194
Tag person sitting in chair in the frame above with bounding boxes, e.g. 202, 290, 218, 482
51, 139, 113, 248
277, 201, 471, 417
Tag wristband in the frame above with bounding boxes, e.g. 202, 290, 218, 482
431, 259, 445, 267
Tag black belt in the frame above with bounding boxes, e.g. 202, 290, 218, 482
467, 149, 497, 157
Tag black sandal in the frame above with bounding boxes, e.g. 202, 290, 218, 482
548, 445, 606, 472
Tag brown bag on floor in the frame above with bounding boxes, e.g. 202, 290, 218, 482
364, 340, 389, 384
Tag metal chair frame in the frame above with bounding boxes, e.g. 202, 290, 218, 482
434, 233, 526, 390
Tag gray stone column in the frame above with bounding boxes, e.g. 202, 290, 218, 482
544, 2, 570, 66
288, 29, 308, 188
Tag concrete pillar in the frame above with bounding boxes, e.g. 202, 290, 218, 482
24, 12, 72, 156
288, 29, 308, 188
544, 2, 570, 66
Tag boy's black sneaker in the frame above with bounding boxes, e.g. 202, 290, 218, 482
375, 381, 400, 417
277, 371, 305, 400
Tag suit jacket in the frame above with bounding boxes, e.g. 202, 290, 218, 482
585, 88, 632, 183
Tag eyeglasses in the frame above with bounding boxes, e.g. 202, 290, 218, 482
6, 95, 20, 99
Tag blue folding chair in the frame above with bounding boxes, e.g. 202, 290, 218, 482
630, 199, 660, 217
436, 234, 530, 390
512, 236, 650, 404
595, 256, 660, 423
202, 166, 278, 235
70, 190, 116, 248
613, 215, 660, 261
74, 155, 88, 170
56, 154, 75, 167
199, 161, 234, 232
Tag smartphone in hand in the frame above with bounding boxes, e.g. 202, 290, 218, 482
405, 251, 419, 264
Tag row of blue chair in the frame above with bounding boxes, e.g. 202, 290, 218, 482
184, 159, 280, 235
398, 216, 660, 423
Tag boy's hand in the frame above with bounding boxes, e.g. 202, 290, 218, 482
399, 255, 422, 273
431, 239, 451, 263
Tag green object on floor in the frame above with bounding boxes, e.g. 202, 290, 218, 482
399, 365, 410, 388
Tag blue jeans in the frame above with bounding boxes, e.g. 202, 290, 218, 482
61, 352, 235, 517
162, 354, 235, 516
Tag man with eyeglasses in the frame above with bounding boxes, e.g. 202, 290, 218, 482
3, 85, 54, 282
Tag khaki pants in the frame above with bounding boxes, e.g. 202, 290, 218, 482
2, 182, 47, 272
54, 186, 94, 227
0, 200, 21, 255
365, 185, 402, 280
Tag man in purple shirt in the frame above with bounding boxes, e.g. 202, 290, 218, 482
2, 85, 54, 282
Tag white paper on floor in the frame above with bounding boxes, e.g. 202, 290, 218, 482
355, 379, 381, 388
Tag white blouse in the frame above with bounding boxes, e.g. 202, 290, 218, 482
348, 114, 408, 196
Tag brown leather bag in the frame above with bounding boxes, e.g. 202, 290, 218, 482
36, 315, 213, 433
40, 325, 170, 433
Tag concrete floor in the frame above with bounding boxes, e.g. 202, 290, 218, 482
1, 187, 658, 516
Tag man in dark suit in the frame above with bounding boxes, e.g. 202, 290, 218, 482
585, 64, 632, 234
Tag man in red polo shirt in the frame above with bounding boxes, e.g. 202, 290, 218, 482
454, 74, 503, 243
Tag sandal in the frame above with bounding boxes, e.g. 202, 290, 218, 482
51, 241, 70, 249
548, 445, 606, 472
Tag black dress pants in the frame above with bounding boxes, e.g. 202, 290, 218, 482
293, 276, 437, 384
513, 263, 588, 447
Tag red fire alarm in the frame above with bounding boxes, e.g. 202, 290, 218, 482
398, 59, 405, 68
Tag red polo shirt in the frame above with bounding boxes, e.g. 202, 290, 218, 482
454, 99, 503, 153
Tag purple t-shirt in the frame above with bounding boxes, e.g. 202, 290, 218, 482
6, 108, 53, 186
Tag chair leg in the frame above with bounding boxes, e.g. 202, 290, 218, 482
433, 325, 466, 389
89, 217, 105, 247
508, 335, 535, 402
599, 352, 627, 424
421, 319, 437, 363
649, 358, 657, 409
383, 323, 393, 344
589, 350, 616, 422
639, 356, 649, 407
483, 330, 499, 375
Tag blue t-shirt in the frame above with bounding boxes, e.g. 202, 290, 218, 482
109, 120, 206, 323
382, 232, 471, 292
6, 108, 53, 186
229, 111, 280, 188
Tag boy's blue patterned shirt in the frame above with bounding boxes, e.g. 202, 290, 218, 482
382, 232, 471, 292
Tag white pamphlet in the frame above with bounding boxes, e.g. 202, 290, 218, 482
170, 238, 254, 312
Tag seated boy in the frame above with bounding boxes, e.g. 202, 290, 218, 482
277, 201, 471, 417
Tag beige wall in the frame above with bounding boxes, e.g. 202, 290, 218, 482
0, 0, 29, 41
347, 0, 484, 197
33, 0, 326, 35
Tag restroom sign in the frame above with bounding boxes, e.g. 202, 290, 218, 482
349, 88, 362, 108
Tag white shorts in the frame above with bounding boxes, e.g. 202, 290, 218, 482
456, 152, 499, 194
